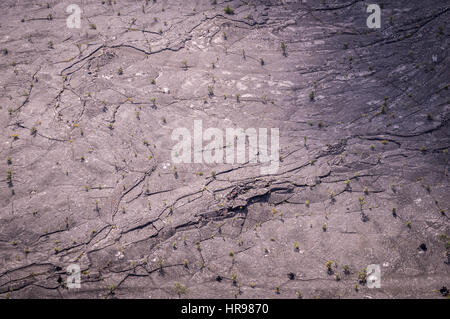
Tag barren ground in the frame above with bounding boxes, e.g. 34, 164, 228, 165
0, 0, 449, 299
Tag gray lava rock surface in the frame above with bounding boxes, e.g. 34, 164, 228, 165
0, 0, 449, 299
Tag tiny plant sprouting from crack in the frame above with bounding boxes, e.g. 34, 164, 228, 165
108, 285, 115, 295
281, 42, 287, 57
157, 258, 164, 273
174, 282, 187, 297
173, 165, 178, 178
224, 5, 234, 15
6, 170, 13, 186
208, 85, 214, 97
343, 265, 350, 275
325, 261, 335, 275
181, 60, 188, 70
357, 268, 367, 284
231, 273, 237, 285
344, 178, 351, 190
150, 97, 156, 108
328, 190, 335, 201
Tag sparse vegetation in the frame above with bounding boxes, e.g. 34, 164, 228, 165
0, 2, 445, 300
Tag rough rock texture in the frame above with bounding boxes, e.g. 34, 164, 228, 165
0, 0, 449, 299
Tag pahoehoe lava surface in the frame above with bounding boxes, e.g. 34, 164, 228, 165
0, 0, 449, 299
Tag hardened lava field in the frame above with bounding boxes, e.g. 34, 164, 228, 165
0, 0, 449, 299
